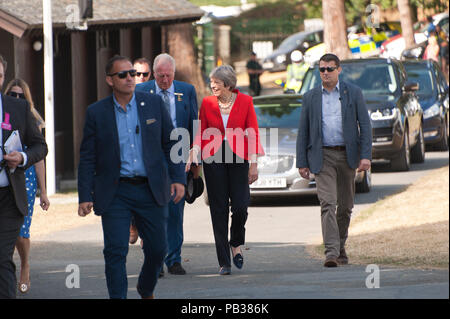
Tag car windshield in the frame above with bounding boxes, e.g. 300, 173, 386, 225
404, 65, 435, 99
278, 33, 304, 51
300, 63, 398, 96
254, 100, 302, 128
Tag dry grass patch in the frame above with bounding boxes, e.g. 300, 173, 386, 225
30, 192, 100, 240
307, 166, 449, 269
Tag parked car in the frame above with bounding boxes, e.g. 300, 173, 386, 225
261, 29, 323, 72
248, 94, 371, 200
403, 60, 449, 150
299, 58, 425, 171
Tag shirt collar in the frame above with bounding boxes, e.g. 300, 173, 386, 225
113, 93, 136, 112
322, 81, 340, 93
155, 83, 174, 95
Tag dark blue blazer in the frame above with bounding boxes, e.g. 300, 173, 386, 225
296, 81, 372, 174
135, 80, 198, 145
77, 91, 186, 215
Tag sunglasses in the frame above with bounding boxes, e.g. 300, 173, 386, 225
136, 72, 150, 77
7, 91, 25, 99
319, 66, 338, 73
108, 69, 137, 79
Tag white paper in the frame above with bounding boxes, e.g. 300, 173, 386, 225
4, 130, 23, 154
3, 130, 23, 173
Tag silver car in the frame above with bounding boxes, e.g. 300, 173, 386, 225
250, 94, 371, 199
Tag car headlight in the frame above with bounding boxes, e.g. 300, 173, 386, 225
423, 103, 440, 119
370, 108, 399, 120
276, 54, 286, 64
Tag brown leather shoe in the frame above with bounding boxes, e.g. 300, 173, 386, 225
129, 225, 138, 244
337, 249, 348, 265
324, 256, 338, 267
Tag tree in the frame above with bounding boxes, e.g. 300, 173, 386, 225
166, 23, 208, 101
398, 0, 415, 49
322, 0, 352, 59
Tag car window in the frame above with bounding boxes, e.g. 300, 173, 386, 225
278, 34, 303, 51
404, 66, 435, 99
340, 63, 398, 95
300, 63, 399, 96
254, 102, 302, 128
299, 68, 321, 94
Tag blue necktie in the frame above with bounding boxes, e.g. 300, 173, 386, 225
162, 90, 171, 115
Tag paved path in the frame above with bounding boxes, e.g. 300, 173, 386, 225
16, 152, 449, 302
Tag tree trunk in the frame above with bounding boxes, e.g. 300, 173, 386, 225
398, 0, 415, 49
322, 0, 351, 60
166, 23, 208, 102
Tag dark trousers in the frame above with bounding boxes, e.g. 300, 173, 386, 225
165, 197, 185, 268
203, 144, 250, 268
0, 186, 24, 299
101, 181, 167, 299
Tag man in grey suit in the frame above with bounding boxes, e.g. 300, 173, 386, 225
296, 53, 372, 267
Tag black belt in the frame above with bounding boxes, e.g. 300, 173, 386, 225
323, 145, 346, 151
119, 176, 148, 185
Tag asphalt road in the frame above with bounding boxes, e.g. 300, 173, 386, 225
15, 152, 448, 303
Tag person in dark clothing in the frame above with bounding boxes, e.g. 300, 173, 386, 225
246, 52, 263, 96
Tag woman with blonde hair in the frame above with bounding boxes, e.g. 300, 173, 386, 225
4, 78, 50, 294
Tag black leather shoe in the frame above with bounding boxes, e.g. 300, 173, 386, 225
168, 262, 186, 275
232, 253, 244, 269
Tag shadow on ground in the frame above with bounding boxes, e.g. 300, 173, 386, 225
16, 241, 449, 299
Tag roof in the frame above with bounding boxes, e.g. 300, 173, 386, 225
0, 0, 204, 36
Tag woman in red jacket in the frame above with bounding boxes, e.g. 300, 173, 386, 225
186, 65, 264, 275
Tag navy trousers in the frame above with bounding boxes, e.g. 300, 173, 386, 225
165, 197, 185, 268
101, 181, 167, 299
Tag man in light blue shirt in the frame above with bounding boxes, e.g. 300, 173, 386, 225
113, 94, 146, 177
321, 82, 345, 147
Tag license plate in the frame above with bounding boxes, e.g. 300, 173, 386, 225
263, 62, 274, 69
250, 177, 287, 189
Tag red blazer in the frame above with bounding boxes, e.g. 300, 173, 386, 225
194, 90, 264, 160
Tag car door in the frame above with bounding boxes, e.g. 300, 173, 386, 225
399, 61, 421, 142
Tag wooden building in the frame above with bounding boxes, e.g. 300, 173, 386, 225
0, 0, 204, 188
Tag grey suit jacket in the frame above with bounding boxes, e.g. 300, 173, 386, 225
296, 81, 372, 174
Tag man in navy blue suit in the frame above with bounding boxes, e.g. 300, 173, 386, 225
77, 55, 185, 299
135, 53, 199, 276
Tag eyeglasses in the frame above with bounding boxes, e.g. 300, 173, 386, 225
319, 66, 338, 73
107, 69, 137, 79
7, 91, 25, 99
136, 72, 150, 77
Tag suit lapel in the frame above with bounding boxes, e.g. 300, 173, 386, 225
1, 96, 15, 146
173, 81, 184, 128
105, 96, 121, 161
339, 81, 349, 119
135, 93, 150, 144
313, 86, 323, 138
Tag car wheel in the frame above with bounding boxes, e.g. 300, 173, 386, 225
435, 121, 449, 151
410, 125, 425, 163
355, 167, 371, 193
391, 129, 410, 171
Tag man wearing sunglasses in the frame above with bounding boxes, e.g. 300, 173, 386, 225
133, 57, 152, 84
77, 55, 185, 299
0, 54, 47, 298
135, 53, 198, 277
296, 53, 372, 268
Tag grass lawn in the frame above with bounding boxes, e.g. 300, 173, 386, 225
307, 165, 449, 269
